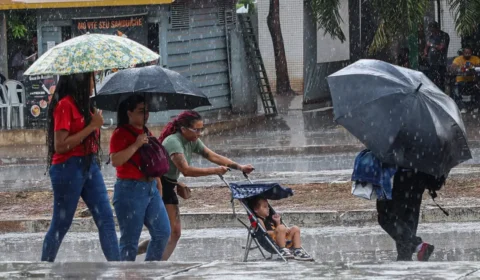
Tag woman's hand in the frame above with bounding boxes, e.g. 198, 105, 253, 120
240, 164, 255, 174
134, 133, 148, 149
214, 166, 229, 175
89, 109, 104, 129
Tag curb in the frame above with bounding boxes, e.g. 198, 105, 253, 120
1, 207, 479, 233
0, 114, 266, 147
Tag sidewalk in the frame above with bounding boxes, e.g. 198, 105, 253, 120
2, 260, 479, 279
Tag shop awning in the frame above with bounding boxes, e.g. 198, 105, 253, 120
0, 0, 173, 10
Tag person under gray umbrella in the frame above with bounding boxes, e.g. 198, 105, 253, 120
328, 59, 472, 261
92, 65, 211, 112
328, 59, 471, 177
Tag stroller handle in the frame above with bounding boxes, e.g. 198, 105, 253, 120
218, 169, 254, 185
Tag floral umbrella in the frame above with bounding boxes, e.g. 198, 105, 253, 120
24, 33, 159, 76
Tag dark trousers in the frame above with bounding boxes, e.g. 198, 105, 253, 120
376, 170, 426, 261
427, 65, 447, 91
454, 82, 480, 110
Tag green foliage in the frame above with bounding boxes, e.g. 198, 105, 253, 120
368, 0, 428, 54
311, 0, 428, 54
310, 0, 346, 42
447, 0, 480, 36
7, 12, 36, 40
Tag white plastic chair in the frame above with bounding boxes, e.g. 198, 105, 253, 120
0, 84, 9, 129
4, 80, 26, 128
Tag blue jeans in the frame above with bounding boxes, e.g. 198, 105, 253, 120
42, 156, 120, 262
113, 179, 171, 261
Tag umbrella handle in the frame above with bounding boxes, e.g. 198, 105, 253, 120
101, 118, 113, 130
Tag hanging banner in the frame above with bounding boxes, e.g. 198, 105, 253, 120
72, 14, 148, 46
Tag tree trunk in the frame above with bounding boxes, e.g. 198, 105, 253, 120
267, 0, 295, 95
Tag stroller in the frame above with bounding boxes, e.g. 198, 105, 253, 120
219, 172, 312, 262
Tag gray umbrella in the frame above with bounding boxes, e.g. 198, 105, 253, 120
92, 65, 211, 112
327, 59, 471, 176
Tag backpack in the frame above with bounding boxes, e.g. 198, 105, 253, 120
122, 125, 170, 178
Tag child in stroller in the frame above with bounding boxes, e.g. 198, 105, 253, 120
249, 196, 313, 261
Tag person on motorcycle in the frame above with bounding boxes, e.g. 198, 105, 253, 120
451, 46, 480, 113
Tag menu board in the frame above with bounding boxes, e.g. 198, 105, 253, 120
24, 75, 57, 127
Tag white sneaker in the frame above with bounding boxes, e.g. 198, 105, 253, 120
279, 247, 294, 259
293, 248, 314, 261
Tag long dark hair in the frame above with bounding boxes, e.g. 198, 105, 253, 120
46, 73, 100, 170
116, 94, 146, 127
159, 110, 202, 143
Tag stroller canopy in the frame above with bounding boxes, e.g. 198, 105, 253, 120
229, 182, 293, 200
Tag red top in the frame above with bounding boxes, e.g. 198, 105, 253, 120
109, 124, 144, 180
52, 96, 99, 165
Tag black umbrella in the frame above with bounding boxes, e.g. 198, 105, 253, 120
92, 65, 211, 112
327, 59, 472, 176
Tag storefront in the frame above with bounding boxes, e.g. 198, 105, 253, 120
1, 0, 249, 128
0, 0, 171, 127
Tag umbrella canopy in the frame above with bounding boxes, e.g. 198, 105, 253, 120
229, 182, 294, 200
92, 65, 211, 112
24, 33, 159, 76
327, 59, 472, 176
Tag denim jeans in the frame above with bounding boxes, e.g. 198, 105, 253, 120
42, 156, 120, 262
113, 179, 171, 261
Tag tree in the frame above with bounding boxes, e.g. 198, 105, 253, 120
267, 0, 295, 95
310, 0, 428, 55
447, 0, 480, 36
311, 0, 480, 55
367, 0, 428, 54
7, 11, 36, 41
310, 0, 346, 43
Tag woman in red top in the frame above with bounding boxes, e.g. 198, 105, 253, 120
41, 73, 120, 262
110, 94, 171, 261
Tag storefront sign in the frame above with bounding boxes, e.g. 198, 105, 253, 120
72, 14, 148, 46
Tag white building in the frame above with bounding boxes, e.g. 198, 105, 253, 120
256, 0, 350, 102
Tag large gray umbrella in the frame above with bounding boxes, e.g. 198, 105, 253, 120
327, 59, 471, 176
92, 65, 211, 112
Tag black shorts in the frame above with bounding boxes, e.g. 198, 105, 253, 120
161, 176, 179, 205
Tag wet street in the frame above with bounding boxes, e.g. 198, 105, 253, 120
2, 222, 480, 278
2, 108, 480, 191
2, 106, 480, 279
2, 150, 480, 191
